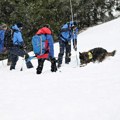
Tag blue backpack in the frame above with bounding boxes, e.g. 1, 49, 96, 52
0, 30, 5, 53
32, 34, 49, 55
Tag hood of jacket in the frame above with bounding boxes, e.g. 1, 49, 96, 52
11, 24, 21, 31
36, 27, 51, 35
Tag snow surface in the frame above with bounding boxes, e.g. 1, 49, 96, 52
0, 17, 120, 120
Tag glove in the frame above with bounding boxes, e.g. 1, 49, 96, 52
35, 54, 38, 57
49, 56, 53, 60
19, 41, 27, 49
23, 44, 27, 49
3, 47, 8, 54
50, 57, 56, 63
68, 41, 71, 45
73, 45, 77, 51
67, 52, 71, 57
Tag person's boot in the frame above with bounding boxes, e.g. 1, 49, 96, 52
26, 61, 33, 69
51, 58, 57, 72
25, 54, 33, 69
57, 63, 61, 68
7, 61, 12, 66
10, 65, 15, 70
36, 67, 42, 74
65, 57, 71, 64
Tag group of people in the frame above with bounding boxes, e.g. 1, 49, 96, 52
0, 23, 33, 70
0, 21, 78, 74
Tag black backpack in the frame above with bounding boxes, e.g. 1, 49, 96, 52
4, 28, 14, 49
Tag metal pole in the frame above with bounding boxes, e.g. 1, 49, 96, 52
70, 0, 73, 21
70, 0, 79, 67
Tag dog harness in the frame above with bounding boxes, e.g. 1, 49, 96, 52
88, 52, 93, 59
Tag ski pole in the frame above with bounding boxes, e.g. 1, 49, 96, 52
20, 55, 25, 71
70, 0, 73, 21
75, 51, 79, 66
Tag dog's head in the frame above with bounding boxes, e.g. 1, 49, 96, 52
79, 52, 90, 65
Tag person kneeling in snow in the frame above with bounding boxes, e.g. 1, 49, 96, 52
32, 24, 57, 74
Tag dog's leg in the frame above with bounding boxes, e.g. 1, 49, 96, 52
98, 53, 106, 62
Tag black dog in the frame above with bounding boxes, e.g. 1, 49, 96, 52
79, 47, 116, 67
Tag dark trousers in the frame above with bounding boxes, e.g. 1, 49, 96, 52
58, 39, 71, 65
0, 49, 11, 65
7, 50, 12, 64
36, 58, 57, 74
10, 46, 33, 69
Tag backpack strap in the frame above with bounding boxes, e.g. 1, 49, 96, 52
36, 53, 49, 59
60, 23, 72, 41
44, 34, 49, 53
38, 34, 49, 54
35, 34, 49, 59
4, 28, 14, 48
60, 23, 70, 32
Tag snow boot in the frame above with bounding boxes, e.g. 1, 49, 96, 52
26, 61, 33, 69
51, 58, 57, 72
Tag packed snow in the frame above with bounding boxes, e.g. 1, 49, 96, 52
0, 17, 120, 120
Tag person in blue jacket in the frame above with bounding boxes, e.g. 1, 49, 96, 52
57, 21, 78, 68
35, 24, 57, 74
0, 23, 10, 62
0, 23, 7, 54
9, 22, 33, 70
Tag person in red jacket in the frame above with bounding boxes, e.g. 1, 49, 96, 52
32, 24, 57, 74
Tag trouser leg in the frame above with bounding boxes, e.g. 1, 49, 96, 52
10, 54, 18, 70
7, 50, 12, 66
36, 59, 45, 74
51, 58, 57, 72
10, 47, 33, 69
57, 40, 65, 67
65, 41, 71, 64
73, 39, 77, 51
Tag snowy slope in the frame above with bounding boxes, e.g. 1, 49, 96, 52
0, 17, 120, 120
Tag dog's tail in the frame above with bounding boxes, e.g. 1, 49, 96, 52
107, 50, 116, 56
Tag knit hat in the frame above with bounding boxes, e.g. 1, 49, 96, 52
0, 23, 7, 29
16, 23, 23, 28
73, 21, 77, 26
43, 24, 50, 28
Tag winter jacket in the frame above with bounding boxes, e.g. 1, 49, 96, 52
36, 27, 54, 58
11, 24, 24, 46
0, 30, 5, 53
60, 21, 78, 42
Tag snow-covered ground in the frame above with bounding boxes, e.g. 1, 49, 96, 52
0, 17, 120, 120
